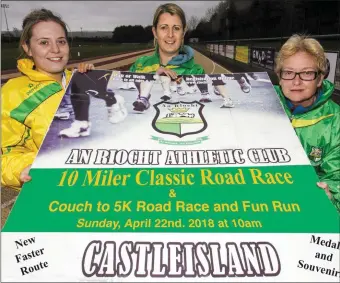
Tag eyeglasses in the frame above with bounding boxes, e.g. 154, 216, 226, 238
280, 70, 320, 81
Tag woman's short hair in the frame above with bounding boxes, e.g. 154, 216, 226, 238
275, 34, 327, 75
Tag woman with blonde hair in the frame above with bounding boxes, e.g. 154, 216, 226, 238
275, 34, 340, 211
1, 8, 92, 189
130, 3, 235, 111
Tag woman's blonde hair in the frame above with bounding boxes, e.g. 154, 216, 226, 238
19, 8, 69, 58
275, 34, 327, 75
152, 3, 186, 49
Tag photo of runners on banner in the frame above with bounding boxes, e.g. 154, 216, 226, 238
2, 68, 339, 283
39, 69, 293, 159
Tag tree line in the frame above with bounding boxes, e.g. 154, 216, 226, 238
187, 0, 340, 41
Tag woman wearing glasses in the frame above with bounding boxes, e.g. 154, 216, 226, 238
275, 34, 340, 211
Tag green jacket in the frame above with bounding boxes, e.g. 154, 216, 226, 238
129, 45, 205, 75
275, 80, 340, 211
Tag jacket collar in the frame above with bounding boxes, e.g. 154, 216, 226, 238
168, 45, 194, 66
275, 80, 335, 128
17, 58, 73, 85
154, 45, 195, 67
275, 80, 334, 115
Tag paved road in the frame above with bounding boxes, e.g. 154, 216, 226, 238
1, 49, 231, 228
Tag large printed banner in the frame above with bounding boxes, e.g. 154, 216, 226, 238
235, 46, 249, 64
2, 70, 339, 282
324, 51, 339, 84
251, 47, 275, 70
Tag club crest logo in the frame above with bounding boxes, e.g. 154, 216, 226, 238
152, 101, 207, 138
309, 146, 323, 162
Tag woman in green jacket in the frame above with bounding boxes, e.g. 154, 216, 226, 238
130, 3, 235, 111
275, 34, 340, 211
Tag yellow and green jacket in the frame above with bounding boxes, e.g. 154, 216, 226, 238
129, 45, 205, 75
1, 59, 73, 189
275, 80, 340, 210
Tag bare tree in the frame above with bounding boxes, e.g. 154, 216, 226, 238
12, 27, 21, 37
187, 16, 200, 31
203, 7, 216, 22
202, 0, 230, 22
216, 0, 230, 12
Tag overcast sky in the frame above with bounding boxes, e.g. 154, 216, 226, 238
1, 1, 220, 32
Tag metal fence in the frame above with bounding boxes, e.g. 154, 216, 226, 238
195, 34, 340, 91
